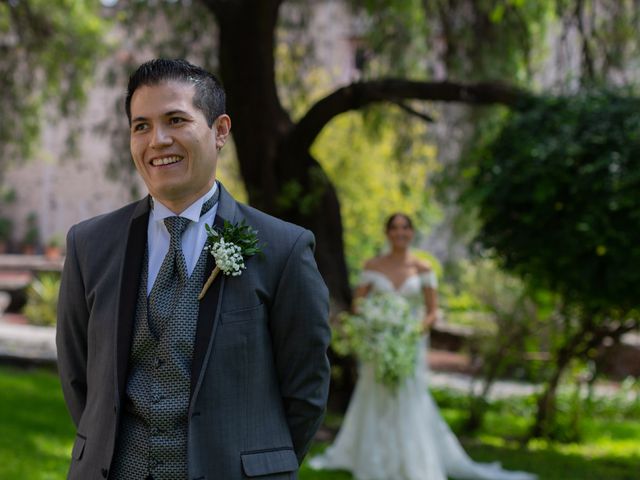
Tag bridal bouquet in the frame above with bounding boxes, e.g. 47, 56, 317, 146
335, 293, 421, 390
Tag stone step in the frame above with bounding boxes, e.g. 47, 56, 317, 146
0, 321, 56, 365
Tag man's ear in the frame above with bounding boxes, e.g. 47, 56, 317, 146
214, 115, 231, 150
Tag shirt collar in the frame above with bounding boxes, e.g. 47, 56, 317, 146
150, 182, 218, 224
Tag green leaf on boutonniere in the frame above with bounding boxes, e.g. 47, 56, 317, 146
198, 220, 265, 300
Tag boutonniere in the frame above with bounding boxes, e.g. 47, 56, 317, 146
197, 220, 263, 300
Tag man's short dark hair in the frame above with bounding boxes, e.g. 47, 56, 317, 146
125, 58, 226, 127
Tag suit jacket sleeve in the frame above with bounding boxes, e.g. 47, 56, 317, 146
269, 229, 331, 463
56, 226, 89, 427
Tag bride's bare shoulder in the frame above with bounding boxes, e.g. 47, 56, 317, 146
412, 257, 432, 273
363, 256, 385, 271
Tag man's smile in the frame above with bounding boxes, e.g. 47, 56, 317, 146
150, 155, 183, 167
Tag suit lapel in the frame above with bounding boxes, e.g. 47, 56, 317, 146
115, 197, 150, 402
190, 213, 224, 396
190, 183, 238, 399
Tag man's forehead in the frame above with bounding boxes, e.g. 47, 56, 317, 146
130, 80, 196, 115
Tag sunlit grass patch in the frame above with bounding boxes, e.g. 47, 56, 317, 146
0, 367, 74, 480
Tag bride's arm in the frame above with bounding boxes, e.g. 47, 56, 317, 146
352, 283, 372, 313
417, 262, 438, 333
351, 261, 377, 313
422, 285, 438, 332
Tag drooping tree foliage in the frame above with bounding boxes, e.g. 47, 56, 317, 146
0, 0, 107, 178
464, 90, 640, 438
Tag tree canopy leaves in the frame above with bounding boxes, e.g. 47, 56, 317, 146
467, 89, 640, 314
0, 0, 107, 173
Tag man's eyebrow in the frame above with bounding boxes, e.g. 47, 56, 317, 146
165, 110, 191, 117
131, 110, 192, 124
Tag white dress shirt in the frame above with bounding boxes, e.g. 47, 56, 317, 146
146, 182, 219, 295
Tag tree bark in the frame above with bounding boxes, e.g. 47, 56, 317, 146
531, 344, 575, 439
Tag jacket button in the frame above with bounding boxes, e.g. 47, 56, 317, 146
101, 467, 108, 478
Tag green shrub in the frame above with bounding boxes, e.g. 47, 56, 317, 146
22, 212, 39, 247
0, 217, 11, 242
23, 273, 60, 326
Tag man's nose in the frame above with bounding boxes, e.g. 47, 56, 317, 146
150, 126, 173, 148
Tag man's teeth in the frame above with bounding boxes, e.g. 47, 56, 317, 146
151, 156, 181, 166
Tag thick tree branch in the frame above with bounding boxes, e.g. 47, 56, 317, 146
202, 0, 284, 17
389, 100, 434, 123
575, 0, 596, 84
576, 318, 639, 357
291, 79, 530, 153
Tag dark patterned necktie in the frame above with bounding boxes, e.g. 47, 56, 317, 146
147, 189, 219, 336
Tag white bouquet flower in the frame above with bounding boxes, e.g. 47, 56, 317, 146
335, 292, 421, 390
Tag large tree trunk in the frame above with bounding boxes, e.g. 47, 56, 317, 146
210, 0, 352, 309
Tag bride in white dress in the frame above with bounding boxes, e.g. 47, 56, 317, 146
310, 213, 537, 480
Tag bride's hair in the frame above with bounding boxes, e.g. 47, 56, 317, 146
385, 213, 414, 232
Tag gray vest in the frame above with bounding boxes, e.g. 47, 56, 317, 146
111, 247, 208, 480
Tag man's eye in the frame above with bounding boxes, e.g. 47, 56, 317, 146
169, 117, 185, 125
133, 123, 148, 132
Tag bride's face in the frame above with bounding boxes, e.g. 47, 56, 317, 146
386, 215, 414, 249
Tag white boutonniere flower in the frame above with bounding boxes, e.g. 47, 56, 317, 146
198, 220, 263, 300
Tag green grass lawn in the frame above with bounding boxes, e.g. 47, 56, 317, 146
1, 366, 638, 479
0, 366, 75, 480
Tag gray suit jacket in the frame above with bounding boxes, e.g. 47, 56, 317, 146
56, 183, 331, 480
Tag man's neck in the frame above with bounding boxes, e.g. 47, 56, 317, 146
153, 182, 217, 215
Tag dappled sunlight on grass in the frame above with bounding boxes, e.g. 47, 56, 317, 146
0, 367, 74, 480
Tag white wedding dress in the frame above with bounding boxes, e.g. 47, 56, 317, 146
309, 270, 537, 480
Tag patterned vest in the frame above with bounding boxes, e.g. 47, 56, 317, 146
111, 246, 208, 480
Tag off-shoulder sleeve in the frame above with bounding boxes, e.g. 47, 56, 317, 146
419, 270, 438, 289
358, 269, 378, 287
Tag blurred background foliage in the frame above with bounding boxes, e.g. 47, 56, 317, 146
0, 0, 108, 177
466, 90, 640, 312
23, 273, 60, 327
459, 89, 640, 437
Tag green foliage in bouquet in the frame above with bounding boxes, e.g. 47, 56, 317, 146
334, 293, 421, 390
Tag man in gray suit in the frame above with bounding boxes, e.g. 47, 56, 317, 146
56, 58, 331, 480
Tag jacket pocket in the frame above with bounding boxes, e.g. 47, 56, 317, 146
221, 303, 265, 325
240, 447, 298, 477
71, 434, 86, 460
